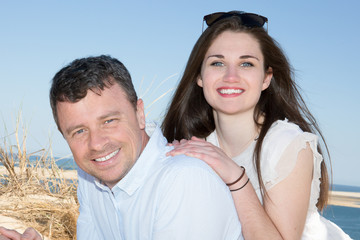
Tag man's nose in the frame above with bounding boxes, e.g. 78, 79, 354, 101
88, 128, 108, 151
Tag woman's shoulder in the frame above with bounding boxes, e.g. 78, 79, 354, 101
260, 119, 305, 171
268, 118, 303, 134
260, 119, 319, 188
264, 119, 304, 144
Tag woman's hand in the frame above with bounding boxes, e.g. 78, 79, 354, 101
167, 136, 243, 184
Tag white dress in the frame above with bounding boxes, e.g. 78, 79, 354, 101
207, 119, 352, 239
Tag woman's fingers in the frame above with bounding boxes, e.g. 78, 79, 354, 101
166, 138, 243, 183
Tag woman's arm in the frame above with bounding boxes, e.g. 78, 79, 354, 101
228, 168, 283, 240
167, 137, 283, 239
263, 144, 313, 239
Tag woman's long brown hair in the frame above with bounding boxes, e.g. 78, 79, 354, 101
162, 17, 330, 210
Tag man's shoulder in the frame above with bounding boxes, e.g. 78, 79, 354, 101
162, 153, 214, 174
155, 154, 225, 190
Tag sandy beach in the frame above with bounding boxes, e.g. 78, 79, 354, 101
328, 190, 360, 208
0, 166, 77, 180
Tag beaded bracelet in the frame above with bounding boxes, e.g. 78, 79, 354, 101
230, 178, 250, 192
226, 166, 245, 186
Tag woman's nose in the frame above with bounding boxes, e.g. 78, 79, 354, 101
223, 65, 239, 82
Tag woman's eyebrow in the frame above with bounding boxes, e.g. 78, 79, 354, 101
239, 55, 260, 61
206, 54, 260, 61
206, 54, 224, 59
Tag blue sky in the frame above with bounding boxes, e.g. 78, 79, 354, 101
0, 0, 359, 186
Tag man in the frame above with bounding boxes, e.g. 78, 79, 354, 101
0, 55, 241, 240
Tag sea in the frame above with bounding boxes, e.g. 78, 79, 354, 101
1, 157, 360, 239
323, 184, 360, 239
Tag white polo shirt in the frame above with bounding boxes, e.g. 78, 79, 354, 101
76, 124, 242, 240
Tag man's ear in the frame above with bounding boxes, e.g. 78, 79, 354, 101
136, 99, 146, 129
262, 67, 273, 90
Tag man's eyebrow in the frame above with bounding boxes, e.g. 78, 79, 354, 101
97, 111, 122, 121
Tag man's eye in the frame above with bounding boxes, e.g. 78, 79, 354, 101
74, 129, 84, 135
105, 119, 114, 124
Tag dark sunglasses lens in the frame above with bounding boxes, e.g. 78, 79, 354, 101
241, 13, 266, 27
204, 13, 224, 26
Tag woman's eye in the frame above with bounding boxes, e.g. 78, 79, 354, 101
241, 62, 253, 67
211, 61, 224, 67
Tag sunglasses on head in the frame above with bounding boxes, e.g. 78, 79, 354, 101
202, 11, 268, 32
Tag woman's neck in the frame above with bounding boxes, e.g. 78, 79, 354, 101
213, 110, 259, 158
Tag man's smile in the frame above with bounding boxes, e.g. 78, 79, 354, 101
94, 149, 120, 162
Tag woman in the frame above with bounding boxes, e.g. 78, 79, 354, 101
162, 11, 351, 239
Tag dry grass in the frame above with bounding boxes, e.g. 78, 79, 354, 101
0, 114, 78, 240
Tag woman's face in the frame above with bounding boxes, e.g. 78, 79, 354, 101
198, 30, 272, 117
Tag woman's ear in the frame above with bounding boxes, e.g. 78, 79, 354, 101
197, 76, 203, 88
262, 67, 273, 90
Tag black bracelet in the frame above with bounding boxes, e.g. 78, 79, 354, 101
226, 166, 245, 186
230, 178, 250, 192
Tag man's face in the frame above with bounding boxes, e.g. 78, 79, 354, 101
57, 83, 147, 188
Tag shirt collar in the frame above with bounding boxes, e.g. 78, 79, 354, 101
110, 123, 167, 196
